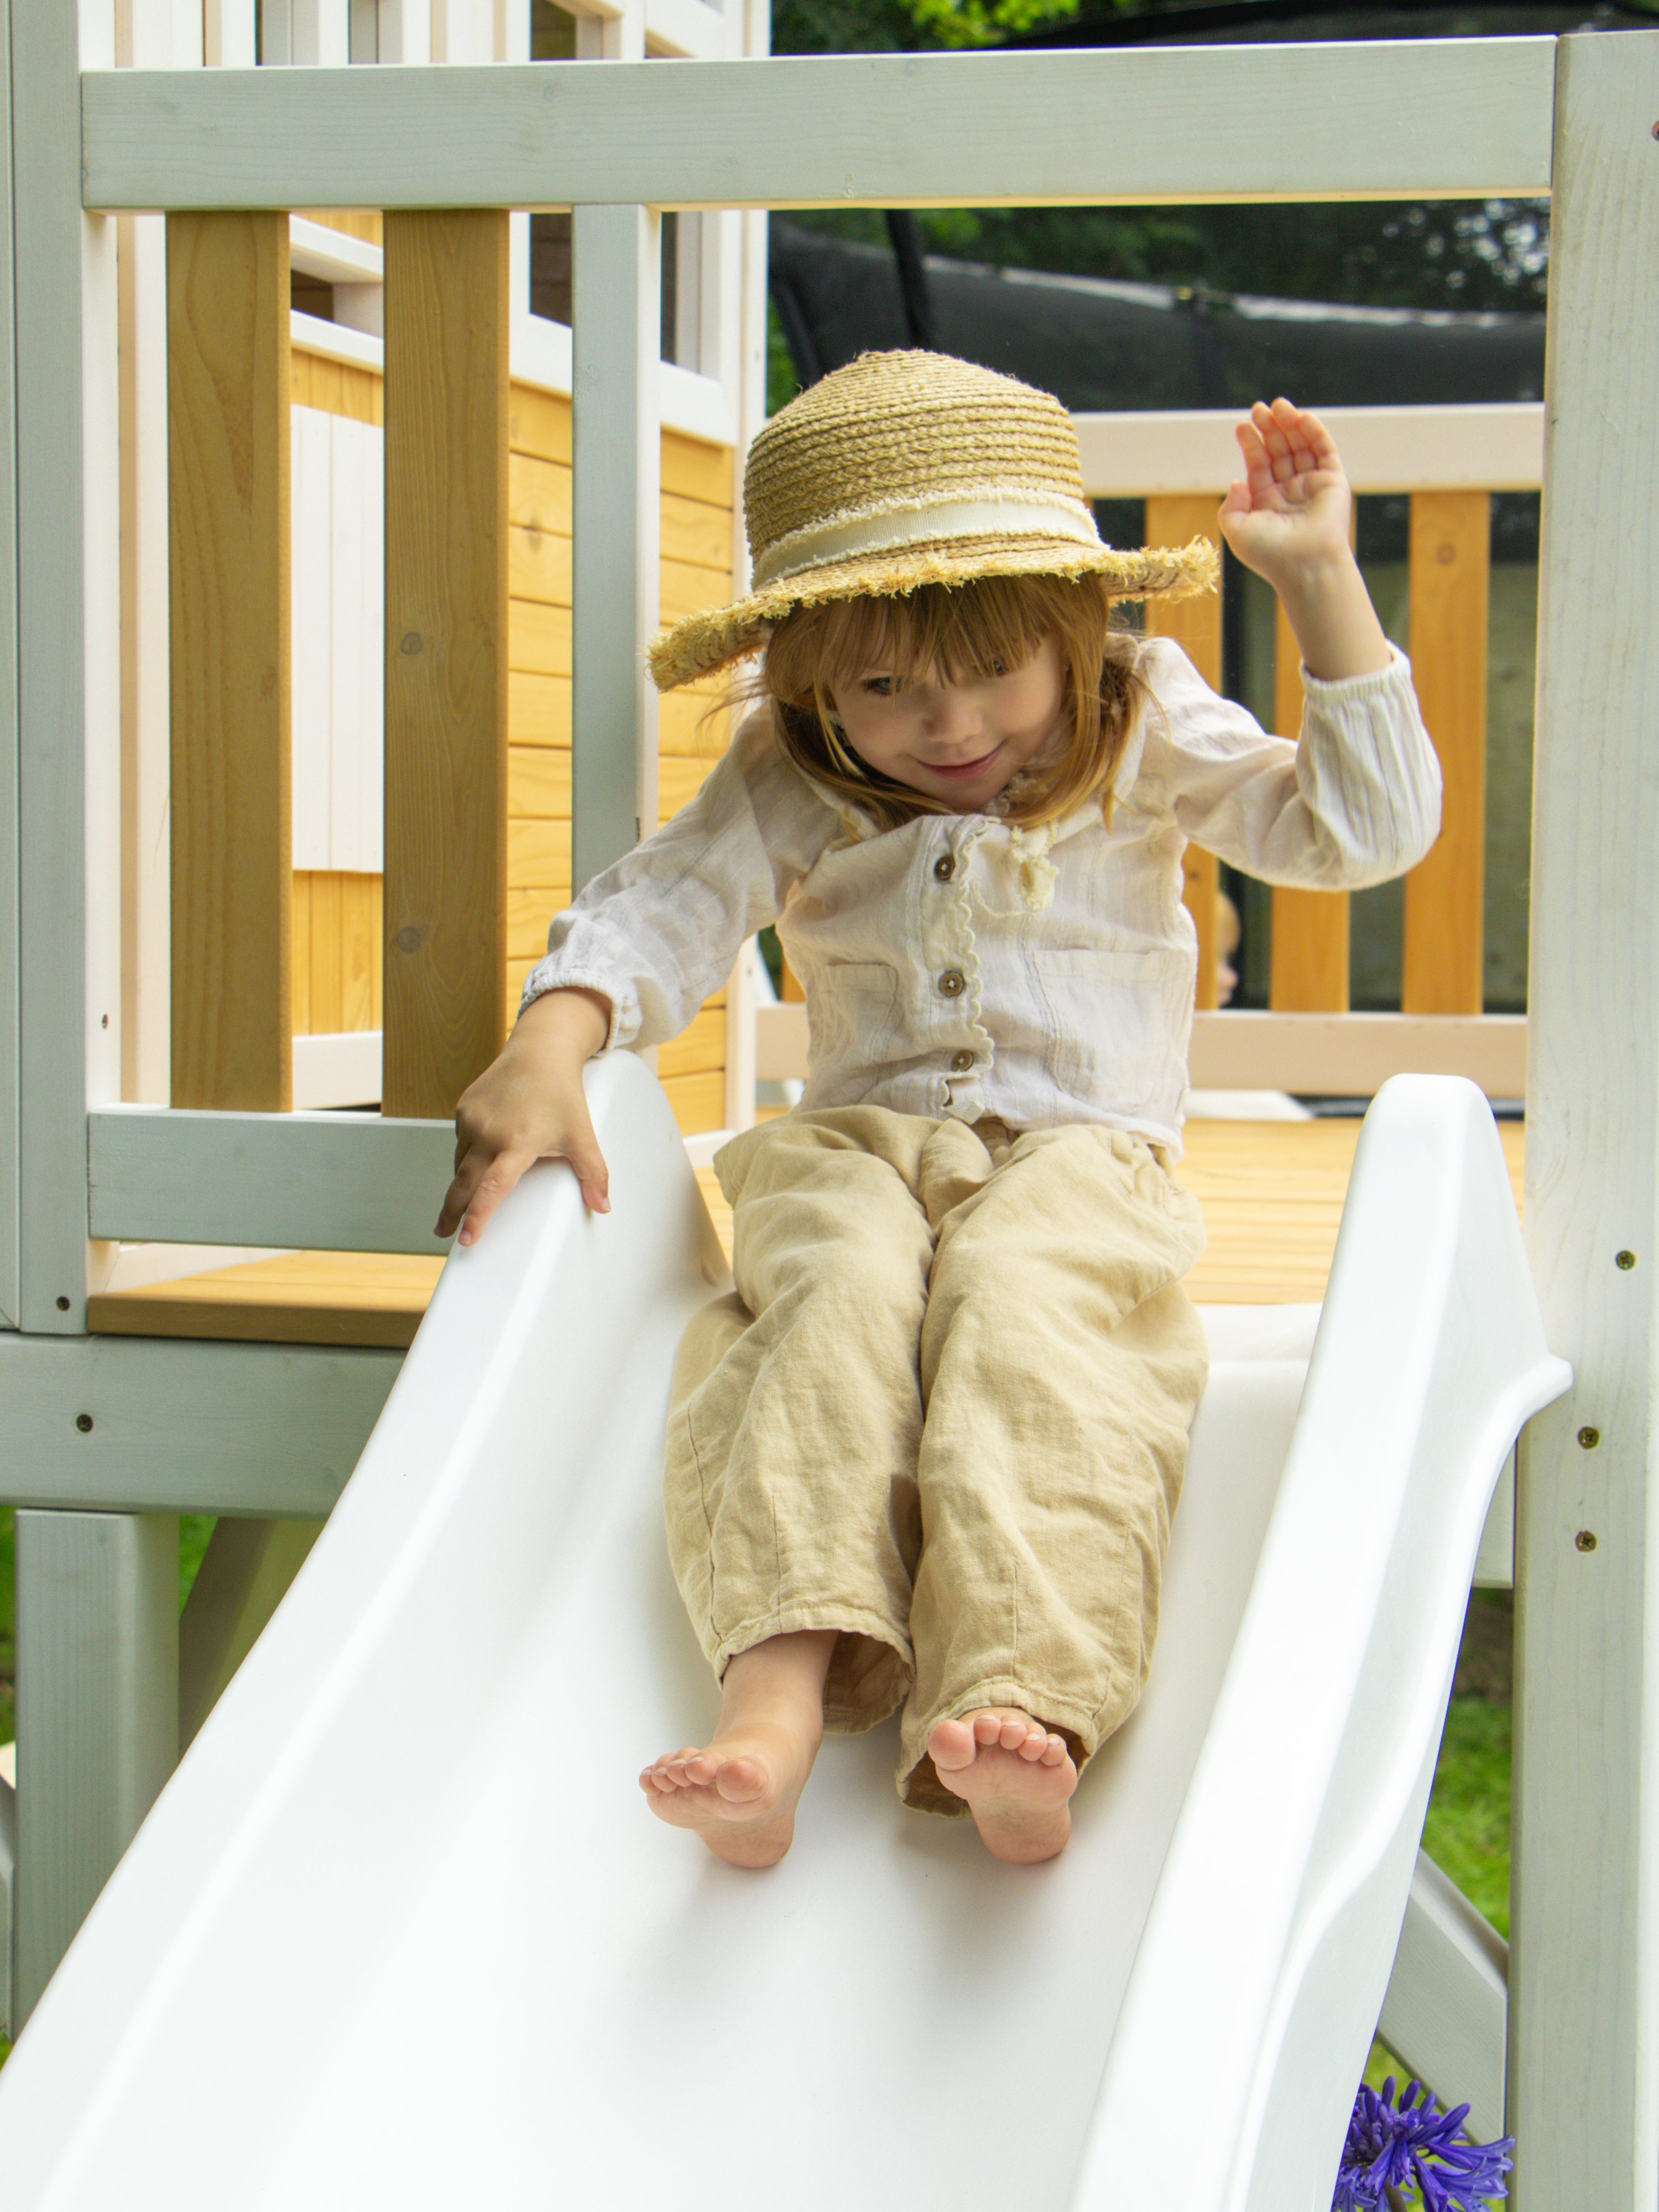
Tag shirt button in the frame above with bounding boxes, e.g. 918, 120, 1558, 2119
938, 968, 966, 998
950, 1050, 975, 1072
933, 854, 954, 882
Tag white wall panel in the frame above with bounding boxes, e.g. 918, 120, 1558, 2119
290, 404, 384, 874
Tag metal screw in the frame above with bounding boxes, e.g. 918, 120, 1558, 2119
1617, 1250, 1637, 1270
400, 631, 424, 656
55, 1295, 70, 1312
1576, 1530, 1599, 1552
75, 1413, 93, 1434
395, 926, 423, 956
1579, 1425, 1601, 1449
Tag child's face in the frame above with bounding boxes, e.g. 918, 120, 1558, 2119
827, 637, 1067, 813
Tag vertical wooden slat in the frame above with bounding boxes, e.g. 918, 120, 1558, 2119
1269, 598, 1351, 1012
1402, 489, 1489, 1014
382, 210, 509, 1120
1144, 494, 1223, 1009
571, 204, 660, 892
167, 211, 292, 1111
1514, 31, 1659, 2211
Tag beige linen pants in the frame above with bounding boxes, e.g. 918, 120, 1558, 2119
665, 1106, 1209, 1814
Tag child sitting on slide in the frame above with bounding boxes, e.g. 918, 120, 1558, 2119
436, 351, 1441, 1867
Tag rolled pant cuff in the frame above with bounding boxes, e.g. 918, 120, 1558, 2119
713, 1605, 914, 1736
899, 1678, 1110, 1817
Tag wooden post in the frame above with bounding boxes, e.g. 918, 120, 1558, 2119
1144, 494, 1223, 1008
1402, 489, 1489, 1015
1512, 29, 1659, 2209
571, 204, 660, 894
13, 1511, 179, 2030
382, 210, 510, 1120
1269, 597, 1351, 1013
167, 210, 293, 1112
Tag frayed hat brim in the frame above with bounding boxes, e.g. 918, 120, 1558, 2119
648, 531, 1219, 692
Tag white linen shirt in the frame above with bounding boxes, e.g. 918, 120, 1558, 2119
521, 637, 1442, 1151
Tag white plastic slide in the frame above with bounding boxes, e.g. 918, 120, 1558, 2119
0, 1058, 1567, 2212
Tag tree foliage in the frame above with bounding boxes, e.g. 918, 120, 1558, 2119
770, 0, 1552, 314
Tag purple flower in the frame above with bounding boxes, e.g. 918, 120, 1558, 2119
1333, 2077, 1515, 2211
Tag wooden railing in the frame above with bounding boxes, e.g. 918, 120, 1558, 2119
759, 402, 1540, 1104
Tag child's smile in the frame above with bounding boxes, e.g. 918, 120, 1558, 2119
828, 637, 1067, 811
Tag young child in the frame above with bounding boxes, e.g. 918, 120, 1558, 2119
436, 351, 1441, 1871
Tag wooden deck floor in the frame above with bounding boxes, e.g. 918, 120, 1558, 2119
87, 1117, 1527, 1348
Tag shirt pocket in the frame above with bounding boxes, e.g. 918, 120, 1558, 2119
1031, 946, 1188, 1105
806, 960, 903, 1073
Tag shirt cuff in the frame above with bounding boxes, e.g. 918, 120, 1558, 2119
518, 963, 629, 1053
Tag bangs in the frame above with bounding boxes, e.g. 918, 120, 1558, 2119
803, 578, 1063, 694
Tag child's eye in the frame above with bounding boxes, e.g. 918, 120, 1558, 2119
863, 676, 895, 697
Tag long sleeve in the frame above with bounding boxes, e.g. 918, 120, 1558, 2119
1129, 636, 1443, 889
518, 711, 840, 1052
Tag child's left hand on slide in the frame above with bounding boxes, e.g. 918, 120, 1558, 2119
435, 985, 614, 1246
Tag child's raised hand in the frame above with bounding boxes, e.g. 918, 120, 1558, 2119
435, 987, 613, 1248
1217, 398, 1391, 684
1218, 399, 1353, 589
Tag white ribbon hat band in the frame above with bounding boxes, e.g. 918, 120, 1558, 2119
753, 496, 1105, 591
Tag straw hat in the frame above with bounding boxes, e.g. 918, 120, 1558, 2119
648, 349, 1217, 692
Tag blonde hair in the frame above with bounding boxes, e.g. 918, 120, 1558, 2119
757, 573, 1147, 834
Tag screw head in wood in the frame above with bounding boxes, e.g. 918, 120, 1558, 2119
55, 1295, 70, 1311
1576, 1530, 1598, 1552
75, 1413, 93, 1433
395, 926, 423, 956
1578, 1425, 1601, 1449
400, 632, 424, 656
1617, 1250, 1637, 1269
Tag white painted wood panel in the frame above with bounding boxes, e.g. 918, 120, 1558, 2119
1076, 404, 1546, 499
0, 0, 18, 1324
293, 0, 352, 65
1513, 30, 1659, 2212
291, 405, 333, 868
88, 1103, 454, 1250
81, 42, 1558, 213
14, 1510, 179, 2027
15, 2, 119, 1334
204, 0, 258, 65
376, 0, 431, 64
0, 1332, 398, 1514
1379, 1850, 1509, 2148
290, 403, 384, 873
571, 203, 659, 891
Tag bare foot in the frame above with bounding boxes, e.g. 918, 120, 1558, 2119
926, 1708, 1077, 1864
640, 1630, 836, 1869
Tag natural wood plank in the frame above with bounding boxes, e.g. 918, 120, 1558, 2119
341, 871, 380, 1030
661, 554, 734, 627
507, 819, 570, 889
509, 743, 571, 820
659, 752, 719, 821
88, 1249, 443, 1349
1403, 489, 1488, 1014
1144, 494, 1223, 1008
661, 429, 732, 505
509, 597, 571, 676
658, 1006, 725, 1078
308, 869, 344, 1032
382, 209, 510, 1119
507, 669, 570, 748
1270, 596, 1351, 1011
298, 208, 384, 247
663, 1067, 726, 1133
507, 382, 571, 465
661, 489, 732, 571
168, 210, 292, 1111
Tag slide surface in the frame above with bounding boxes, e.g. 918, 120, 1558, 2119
0, 1060, 1566, 2212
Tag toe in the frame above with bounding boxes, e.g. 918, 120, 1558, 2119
928, 1717, 978, 1771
